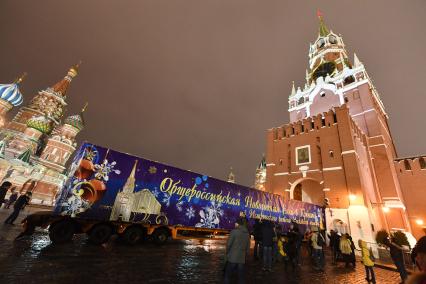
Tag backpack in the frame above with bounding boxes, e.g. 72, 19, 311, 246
317, 233, 325, 247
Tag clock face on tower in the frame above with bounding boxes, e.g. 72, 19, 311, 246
312, 62, 336, 81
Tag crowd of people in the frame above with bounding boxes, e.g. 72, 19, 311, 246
225, 217, 426, 284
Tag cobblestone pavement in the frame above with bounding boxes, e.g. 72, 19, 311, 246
0, 208, 403, 284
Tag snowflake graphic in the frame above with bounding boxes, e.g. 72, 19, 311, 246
148, 166, 157, 174
152, 189, 161, 199
195, 201, 224, 228
185, 206, 195, 219
162, 193, 171, 207
176, 200, 184, 212
94, 159, 121, 181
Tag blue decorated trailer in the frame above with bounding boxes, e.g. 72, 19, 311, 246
23, 142, 325, 245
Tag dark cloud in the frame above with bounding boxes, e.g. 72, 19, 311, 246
1, 0, 425, 186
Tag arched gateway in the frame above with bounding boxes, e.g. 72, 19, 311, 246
290, 178, 324, 206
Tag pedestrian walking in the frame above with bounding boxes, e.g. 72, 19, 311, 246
346, 234, 356, 268
339, 234, 353, 268
328, 230, 339, 264
359, 239, 376, 283
4, 192, 31, 225
290, 221, 302, 265
286, 229, 298, 271
5, 188, 18, 209
252, 219, 263, 260
385, 237, 408, 283
0, 181, 12, 208
412, 236, 426, 272
262, 220, 275, 272
224, 217, 250, 284
311, 226, 325, 271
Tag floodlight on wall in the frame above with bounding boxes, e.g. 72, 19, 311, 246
416, 219, 424, 226
349, 194, 356, 201
382, 206, 390, 213
323, 188, 330, 192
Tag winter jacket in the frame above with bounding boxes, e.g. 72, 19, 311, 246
14, 195, 30, 210
340, 237, 352, 255
0, 187, 7, 203
261, 222, 275, 247
311, 232, 323, 250
359, 240, 374, 267
278, 238, 287, 257
226, 225, 250, 264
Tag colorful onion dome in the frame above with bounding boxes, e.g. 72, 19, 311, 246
0, 73, 26, 106
65, 114, 84, 131
26, 116, 53, 134
65, 102, 87, 131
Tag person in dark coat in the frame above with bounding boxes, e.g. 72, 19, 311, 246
385, 237, 408, 283
0, 181, 12, 208
224, 217, 250, 284
346, 233, 356, 268
286, 229, 298, 271
262, 220, 275, 272
4, 192, 31, 225
252, 219, 263, 260
5, 188, 18, 209
289, 221, 302, 265
327, 230, 338, 264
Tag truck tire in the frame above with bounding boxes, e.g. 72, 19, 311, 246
152, 227, 169, 245
88, 224, 112, 245
122, 226, 145, 245
49, 220, 75, 244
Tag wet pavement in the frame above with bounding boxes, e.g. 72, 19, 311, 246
0, 207, 404, 284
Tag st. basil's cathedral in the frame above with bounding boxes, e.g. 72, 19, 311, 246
0, 64, 85, 206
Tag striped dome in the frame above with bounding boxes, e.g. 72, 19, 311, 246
0, 82, 23, 106
27, 116, 53, 134
64, 114, 84, 131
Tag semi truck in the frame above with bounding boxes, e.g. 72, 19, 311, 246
23, 142, 325, 245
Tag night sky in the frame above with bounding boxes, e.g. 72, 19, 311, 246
1, 1, 425, 186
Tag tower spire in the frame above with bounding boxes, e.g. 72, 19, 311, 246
13, 72, 27, 84
227, 167, 235, 183
317, 9, 329, 36
51, 62, 81, 97
290, 81, 296, 97
123, 160, 138, 193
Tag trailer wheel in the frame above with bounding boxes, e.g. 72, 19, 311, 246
49, 220, 75, 244
152, 227, 170, 245
88, 224, 112, 245
122, 226, 145, 245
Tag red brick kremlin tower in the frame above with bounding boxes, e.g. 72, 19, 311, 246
262, 14, 426, 243
0, 64, 86, 206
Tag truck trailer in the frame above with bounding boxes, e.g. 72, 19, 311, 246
23, 142, 325, 245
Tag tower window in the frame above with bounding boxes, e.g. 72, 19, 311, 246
329, 151, 334, 158
404, 160, 411, 170
344, 76, 355, 85
353, 91, 360, 99
344, 97, 349, 103
279, 159, 283, 166
420, 157, 426, 169
329, 35, 337, 44
298, 97, 305, 105
320, 92, 326, 97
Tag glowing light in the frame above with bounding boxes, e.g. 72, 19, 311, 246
416, 219, 424, 226
382, 206, 390, 213
323, 188, 330, 192
349, 194, 356, 201
285, 189, 290, 192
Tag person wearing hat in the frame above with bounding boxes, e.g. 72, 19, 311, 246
406, 236, 426, 284
4, 191, 32, 225
224, 217, 250, 284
